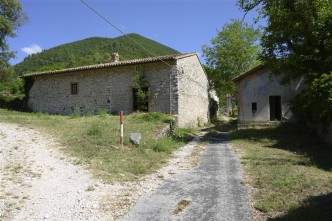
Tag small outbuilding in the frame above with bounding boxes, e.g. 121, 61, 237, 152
22, 52, 210, 127
233, 64, 305, 128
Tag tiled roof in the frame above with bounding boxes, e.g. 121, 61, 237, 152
22, 52, 198, 78
232, 63, 268, 83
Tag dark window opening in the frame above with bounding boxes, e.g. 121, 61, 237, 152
269, 96, 281, 121
71, 83, 78, 95
252, 102, 257, 111
133, 87, 149, 112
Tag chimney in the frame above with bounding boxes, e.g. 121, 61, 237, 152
111, 52, 119, 63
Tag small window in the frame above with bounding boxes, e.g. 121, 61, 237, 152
252, 102, 257, 111
71, 83, 78, 95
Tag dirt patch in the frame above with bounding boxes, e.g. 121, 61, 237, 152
173, 199, 192, 215
0, 123, 206, 220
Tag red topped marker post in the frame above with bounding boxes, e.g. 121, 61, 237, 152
120, 111, 124, 148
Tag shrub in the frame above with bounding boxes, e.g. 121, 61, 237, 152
150, 138, 175, 153
133, 112, 172, 123
0, 93, 28, 111
87, 123, 103, 136
291, 73, 332, 129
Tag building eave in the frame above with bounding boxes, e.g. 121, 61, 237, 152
232, 63, 268, 84
21, 52, 198, 78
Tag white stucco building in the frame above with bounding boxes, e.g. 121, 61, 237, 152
233, 64, 305, 128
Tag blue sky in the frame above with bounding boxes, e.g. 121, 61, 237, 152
8, 0, 259, 65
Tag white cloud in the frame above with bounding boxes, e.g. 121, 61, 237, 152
22, 44, 42, 55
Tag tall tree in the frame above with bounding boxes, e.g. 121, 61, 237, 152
0, 0, 26, 91
238, 0, 332, 127
202, 19, 261, 105
238, 0, 332, 83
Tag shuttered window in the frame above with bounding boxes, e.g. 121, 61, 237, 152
71, 83, 78, 95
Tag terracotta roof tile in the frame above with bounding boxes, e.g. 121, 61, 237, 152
22, 52, 198, 78
232, 63, 268, 83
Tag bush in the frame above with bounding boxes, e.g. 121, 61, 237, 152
133, 112, 172, 123
87, 123, 103, 136
0, 93, 28, 111
150, 138, 175, 154
291, 73, 332, 129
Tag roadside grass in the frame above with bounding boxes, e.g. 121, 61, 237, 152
222, 120, 332, 220
0, 109, 195, 183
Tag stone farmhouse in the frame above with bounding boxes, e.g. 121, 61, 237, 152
233, 64, 305, 128
22, 52, 210, 127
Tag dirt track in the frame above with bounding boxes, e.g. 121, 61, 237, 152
0, 123, 204, 221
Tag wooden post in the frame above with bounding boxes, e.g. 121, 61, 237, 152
120, 111, 124, 147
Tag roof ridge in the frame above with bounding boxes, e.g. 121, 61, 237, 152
22, 52, 198, 78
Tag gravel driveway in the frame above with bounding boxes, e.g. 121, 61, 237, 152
122, 132, 252, 221
0, 123, 207, 221
0, 123, 113, 220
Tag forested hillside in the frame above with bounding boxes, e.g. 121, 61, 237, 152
14, 33, 179, 76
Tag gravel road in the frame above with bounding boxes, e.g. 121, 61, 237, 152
0, 123, 206, 221
122, 132, 252, 221
0, 123, 112, 220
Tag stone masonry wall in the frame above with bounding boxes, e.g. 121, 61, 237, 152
28, 63, 173, 115
175, 55, 209, 127
27, 55, 210, 127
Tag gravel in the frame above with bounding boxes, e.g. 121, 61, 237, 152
122, 132, 252, 221
0, 123, 205, 221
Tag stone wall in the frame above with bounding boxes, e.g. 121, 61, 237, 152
176, 55, 209, 127
28, 63, 173, 116
27, 54, 210, 127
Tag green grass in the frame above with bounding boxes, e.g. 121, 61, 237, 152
0, 109, 195, 183
226, 121, 332, 220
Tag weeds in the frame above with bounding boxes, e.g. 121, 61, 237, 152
228, 122, 332, 220
85, 185, 95, 191
0, 109, 195, 183
87, 123, 103, 137
173, 199, 191, 215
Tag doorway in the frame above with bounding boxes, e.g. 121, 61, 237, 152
269, 96, 281, 121
133, 87, 149, 112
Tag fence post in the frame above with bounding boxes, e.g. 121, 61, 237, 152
120, 111, 124, 148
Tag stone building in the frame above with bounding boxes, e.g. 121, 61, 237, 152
233, 64, 305, 128
22, 52, 210, 127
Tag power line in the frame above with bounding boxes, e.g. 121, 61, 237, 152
79, 0, 210, 91
80, 0, 172, 67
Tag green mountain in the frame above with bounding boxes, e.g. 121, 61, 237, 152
14, 33, 179, 76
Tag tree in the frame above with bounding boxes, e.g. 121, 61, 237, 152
238, 0, 332, 127
0, 0, 27, 91
238, 0, 332, 83
291, 73, 332, 128
202, 19, 261, 106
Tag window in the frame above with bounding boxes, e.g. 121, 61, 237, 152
71, 83, 78, 95
252, 102, 257, 116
